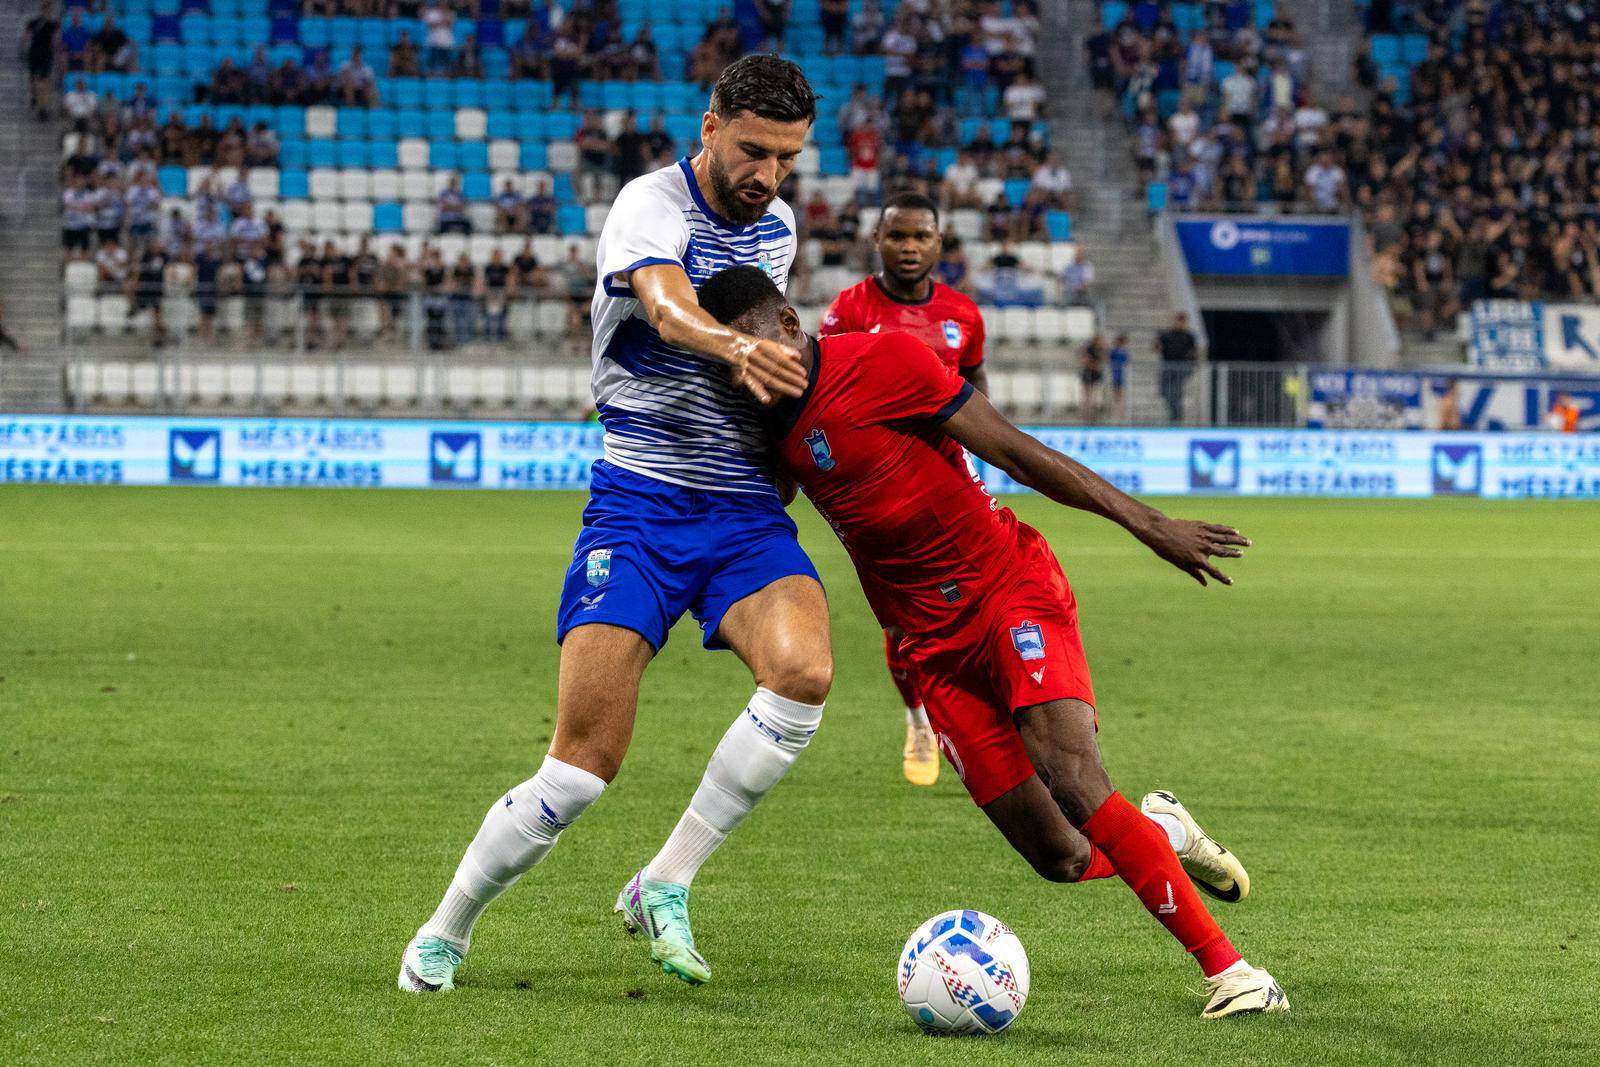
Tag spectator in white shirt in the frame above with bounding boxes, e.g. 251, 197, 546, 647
423, 2, 457, 74
1221, 64, 1258, 128
1303, 150, 1347, 212
96, 236, 131, 286
941, 149, 982, 208
64, 76, 98, 129
339, 45, 378, 106
1167, 99, 1201, 148
1031, 152, 1073, 209
1003, 72, 1046, 121
1061, 247, 1095, 306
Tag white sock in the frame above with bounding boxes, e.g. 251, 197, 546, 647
1147, 811, 1189, 852
645, 687, 824, 887
419, 755, 606, 949
905, 705, 930, 730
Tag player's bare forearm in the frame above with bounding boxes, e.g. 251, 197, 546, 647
623, 264, 808, 403
943, 391, 1250, 585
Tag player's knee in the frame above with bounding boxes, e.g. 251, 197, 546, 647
1029, 840, 1091, 883
760, 656, 833, 706
1039, 753, 1113, 825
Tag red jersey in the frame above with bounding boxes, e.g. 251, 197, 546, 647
774, 331, 1024, 636
820, 276, 986, 374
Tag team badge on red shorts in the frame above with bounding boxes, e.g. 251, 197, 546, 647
1009, 621, 1045, 661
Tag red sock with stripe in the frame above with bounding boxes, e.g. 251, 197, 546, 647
1077, 846, 1115, 882
1081, 791, 1241, 976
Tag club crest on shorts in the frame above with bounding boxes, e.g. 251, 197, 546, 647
942, 320, 963, 349
805, 428, 836, 472
585, 548, 613, 587
1010, 621, 1046, 662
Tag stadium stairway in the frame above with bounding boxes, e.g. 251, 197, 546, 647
0, 0, 68, 411
1048, 0, 1173, 420
1294, 0, 1363, 105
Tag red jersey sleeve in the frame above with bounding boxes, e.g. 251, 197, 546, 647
819, 286, 858, 336
961, 309, 987, 371
858, 332, 974, 424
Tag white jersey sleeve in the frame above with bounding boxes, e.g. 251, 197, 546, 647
596, 179, 692, 298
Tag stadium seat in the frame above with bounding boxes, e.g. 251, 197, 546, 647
557, 203, 588, 235
429, 142, 459, 170
397, 137, 428, 170
403, 202, 436, 234
308, 168, 339, 199
488, 139, 518, 171
342, 201, 373, 232
370, 169, 401, 199
462, 172, 492, 201
248, 167, 280, 198
367, 109, 396, 141
371, 200, 403, 234
369, 141, 399, 169
456, 108, 488, 140
458, 141, 489, 170
339, 168, 371, 198
519, 142, 548, 170
400, 169, 431, 201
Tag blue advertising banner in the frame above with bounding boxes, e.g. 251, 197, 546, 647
1175, 217, 1350, 277
1470, 300, 1600, 373
1307, 370, 1600, 432
3, 416, 1597, 498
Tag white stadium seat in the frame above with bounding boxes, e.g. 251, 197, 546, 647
278, 200, 311, 230
949, 209, 982, 241
383, 364, 419, 406
397, 138, 429, 171
195, 363, 226, 404
101, 362, 132, 403
304, 105, 336, 138
308, 168, 339, 200
226, 363, 256, 404
445, 366, 477, 407
248, 167, 279, 199
342, 201, 373, 233
468, 234, 497, 264
427, 170, 454, 195
1045, 372, 1079, 411
1034, 307, 1065, 342
1048, 242, 1078, 270
312, 200, 342, 232
437, 234, 468, 261
1063, 307, 1096, 341
403, 202, 436, 234
370, 169, 401, 200
65, 261, 97, 296
288, 364, 324, 405
339, 168, 372, 199
532, 235, 563, 262
999, 307, 1031, 343
66, 296, 97, 335
478, 366, 511, 407
97, 294, 129, 332
546, 141, 579, 172
259, 363, 289, 405
1017, 242, 1050, 274
131, 362, 161, 405
348, 364, 383, 406
1010, 370, 1043, 412
508, 301, 537, 341
489, 139, 519, 171
186, 167, 213, 196
536, 300, 567, 337
467, 203, 498, 236
585, 204, 609, 234
455, 108, 487, 140
400, 169, 432, 202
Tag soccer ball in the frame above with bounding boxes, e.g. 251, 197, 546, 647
897, 909, 1030, 1035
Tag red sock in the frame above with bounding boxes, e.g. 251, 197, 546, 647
884, 630, 922, 709
1077, 846, 1115, 882
1081, 792, 1241, 977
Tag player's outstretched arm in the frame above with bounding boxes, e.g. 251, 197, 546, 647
942, 392, 1251, 586
625, 263, 809, 404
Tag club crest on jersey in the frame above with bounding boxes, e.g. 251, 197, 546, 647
1010, 621, 1046, 661
805, 428, 836, 472
586, 548, 613, 587
756, 251, 773, 276
942, 320, 963, 349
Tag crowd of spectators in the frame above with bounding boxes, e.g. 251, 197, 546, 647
1095, 0, 1600, 335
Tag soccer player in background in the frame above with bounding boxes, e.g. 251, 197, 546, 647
697, 266, 1288, 1019
400, 56, 834, 993
820, 191, 988, 787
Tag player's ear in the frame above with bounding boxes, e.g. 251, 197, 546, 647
780, 305, 801, 340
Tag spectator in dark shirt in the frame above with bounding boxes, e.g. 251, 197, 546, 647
390, 31, 421, 78
525, 179, 557, 234
61, 12, 91, 73
210, 58, 248, 105
1156, 312, 1199, 423
91, 15, 133, 74
25, 11, 58, 118
613, 110, 647, 182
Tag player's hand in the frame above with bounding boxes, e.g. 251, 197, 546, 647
1140, 518, 1251, 587
727, 335, 808, 405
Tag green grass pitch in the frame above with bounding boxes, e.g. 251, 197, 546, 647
3, 485, 1598, 1065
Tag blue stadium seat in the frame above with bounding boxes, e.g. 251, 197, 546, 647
1402, 33, 1429, 63
358, 17, 388, 52
511, 80, 553, 110
154, 74, 189, 104
477, 18, 504, 46
158, 166, 189, 197
151, 42, 183, 73
366, 109, 396, 141
481, 48, 510, 79
423, 79, 453, 111
244, 104, 275, 129
515, 112, 545, 141
278, 138, 307, 168
818, 146, 848, 176
578, 81, 604, 109
601, 81, 629, 110
239, 14, 271, 44
278, 168, 309, 198
631, 82, 662, 111
426, 112, 455, 140
373, 201, 404, 232
486, 111, 516, 139
546, 112, 580, 139
268, 42, 300, 65
1369, 34, 1399, 65
458, 142, 489, 170
520, 142, 548, 170
1046, 211, 1072, 241
329, 17, 360, 50
270, 16, 298, 43
429, 141, 459, 169
452, 80, 487, 109
392, 78, 422, 108
369, 141, 398, 169
179, 14, 210, 45
664, 113, 699, 145
182, 43, 213, 75
337, 141, 368, 168
1102, 1, 1128, 29
336, 107, 367, 138
273, 106, 304, 136
557, 203, 589, 235
462, 172, 493, 201
551, 173, 574, 201
1146, 181, 1167, 213
307, 139, 338, 168
124, 14, 154, 42
396, 108, 426, 138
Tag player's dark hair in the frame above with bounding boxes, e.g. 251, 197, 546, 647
697, 265, 786, 327
710, 54, 818, 125
882, 190, 940, 224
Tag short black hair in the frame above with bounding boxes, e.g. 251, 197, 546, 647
881, 189, 940, 223
710, 54, 818, 125
697, 265, 786, 327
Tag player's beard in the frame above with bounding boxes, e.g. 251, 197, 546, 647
708, 151, 775, 225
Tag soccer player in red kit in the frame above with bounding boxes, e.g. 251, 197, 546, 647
820, 191, 987, 787
698, 265, 1288, 1020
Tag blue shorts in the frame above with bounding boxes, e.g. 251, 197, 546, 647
556, 460, 820, 652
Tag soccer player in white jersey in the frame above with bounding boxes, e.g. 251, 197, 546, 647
399, 55, 831, 993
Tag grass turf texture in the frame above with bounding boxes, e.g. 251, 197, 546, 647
3, 485, 1598, 1066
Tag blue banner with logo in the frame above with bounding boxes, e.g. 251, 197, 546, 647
1175, 217, 1350, 277
1470, 300, 1600, 373
3, 416, 1598, 498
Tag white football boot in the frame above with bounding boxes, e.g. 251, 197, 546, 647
397, 935, 464, 993
1202, 962, 1289, 1019
1141, 790, 1250, 903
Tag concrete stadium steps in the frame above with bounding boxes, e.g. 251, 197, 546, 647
66, 358, 1093, 422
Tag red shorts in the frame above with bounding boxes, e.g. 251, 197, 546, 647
900, 528, 1095, 807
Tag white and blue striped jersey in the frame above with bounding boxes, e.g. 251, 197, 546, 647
589, 157, 797, 496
